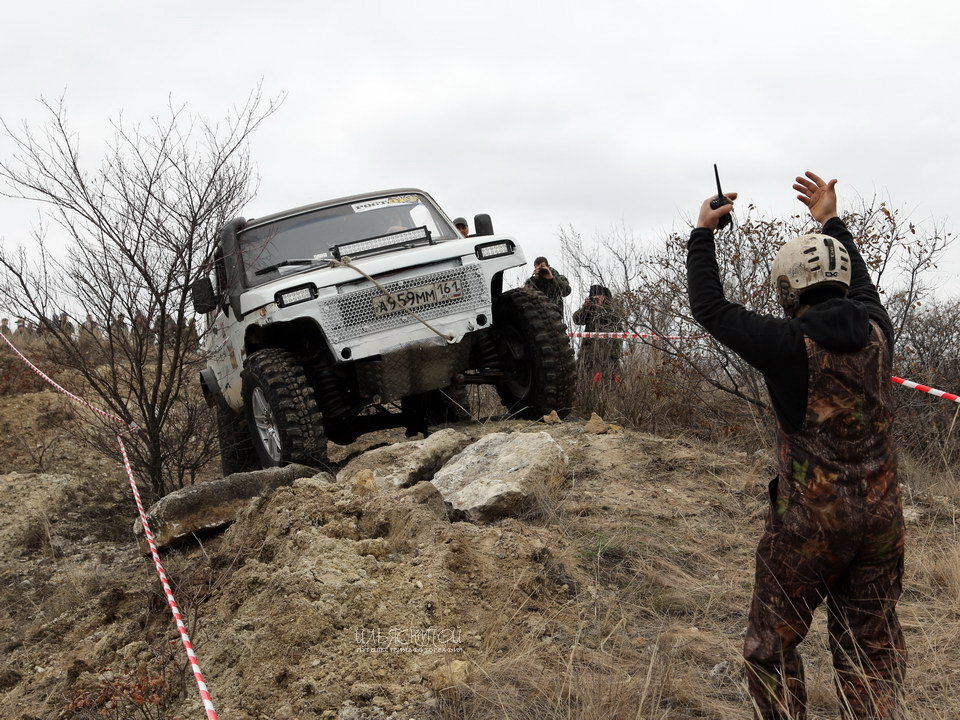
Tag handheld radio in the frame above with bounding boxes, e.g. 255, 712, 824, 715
710, 164, 732, 230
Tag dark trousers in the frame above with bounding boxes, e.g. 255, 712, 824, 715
743, 476, 906, 719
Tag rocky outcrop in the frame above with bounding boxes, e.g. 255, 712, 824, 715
138, 464, 321, 548
336, 429, 470, 489
429, 431, 568, 521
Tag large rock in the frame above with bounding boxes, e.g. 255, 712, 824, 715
138, 464, 321, 548
430, 431, 568, 521
336, 429, 470, 489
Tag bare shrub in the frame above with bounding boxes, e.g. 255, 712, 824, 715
0, 89, 280, 498
561, 198, 955, 453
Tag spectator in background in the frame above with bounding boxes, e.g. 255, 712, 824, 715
81, 313, 100, 339
15, 318, 27, 336
0, 318, 9, 335
572, 284, 624, 384
58, 312, 75, 338
185, 318, 200, 352
453, 217, 469, 237
133, 312, 150, 344
524, 256, 571, 311
110, 314, 128, 345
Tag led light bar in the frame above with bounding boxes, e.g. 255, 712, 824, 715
333, 226, 432, 260
474, 239, 515, 260
276, 284, 316, 308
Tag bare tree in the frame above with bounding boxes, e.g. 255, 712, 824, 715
0, 88, 280, 497
562, 197, 953, 428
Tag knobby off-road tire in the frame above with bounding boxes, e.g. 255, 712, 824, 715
401, 385, 471, 435
217, 403, 260, 476
492, 288, 575, 419
242, 348, 327, 468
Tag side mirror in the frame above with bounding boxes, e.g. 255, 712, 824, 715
474, 213, 494, 236
191, 277, 218, 314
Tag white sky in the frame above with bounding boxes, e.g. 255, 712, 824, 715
2, 0, 959, 298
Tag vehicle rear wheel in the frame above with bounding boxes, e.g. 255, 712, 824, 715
242, 348, 327, 468
216, 402, 260, 476
492, 288, 575, 419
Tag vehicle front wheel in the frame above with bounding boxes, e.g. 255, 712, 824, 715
492, 288, 575, 419
242, 348, 327, 468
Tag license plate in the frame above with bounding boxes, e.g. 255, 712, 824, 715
372, 278, 464, 316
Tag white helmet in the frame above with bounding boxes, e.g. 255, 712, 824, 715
770, 233, 851, 309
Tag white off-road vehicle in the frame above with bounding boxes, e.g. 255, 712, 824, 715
191, 189, 575, 472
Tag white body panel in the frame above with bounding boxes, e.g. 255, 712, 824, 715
205, 234, 524, 412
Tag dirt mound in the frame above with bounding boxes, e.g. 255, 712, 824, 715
2, 392, 959, 719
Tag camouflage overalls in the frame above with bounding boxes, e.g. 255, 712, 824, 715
744, 322, 906, 719
572, 299, 624, 378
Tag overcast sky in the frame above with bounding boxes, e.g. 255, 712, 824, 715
3, 0, 959, 297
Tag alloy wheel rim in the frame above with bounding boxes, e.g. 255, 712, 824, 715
251, 387, 282, 462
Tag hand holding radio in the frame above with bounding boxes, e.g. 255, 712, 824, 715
697, 164, 736, 231
704, 163, 735, 231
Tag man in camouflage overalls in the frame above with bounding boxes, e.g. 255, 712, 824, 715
572, 284, 624, 384
524, 256, 571, 311
687, 172, 905, 719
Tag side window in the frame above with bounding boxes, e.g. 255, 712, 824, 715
410, 203, 441, 238
213, 247, 228, 315
213, 249, 224, 295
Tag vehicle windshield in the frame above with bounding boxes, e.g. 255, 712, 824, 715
238, 193, 457, 286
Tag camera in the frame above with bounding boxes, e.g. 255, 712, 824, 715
538, 267, 550, 278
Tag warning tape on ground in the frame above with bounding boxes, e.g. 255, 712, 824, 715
0, 333, 218, 720
567, 332, 960, 405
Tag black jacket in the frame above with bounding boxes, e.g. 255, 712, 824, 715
686, 217, 894, 433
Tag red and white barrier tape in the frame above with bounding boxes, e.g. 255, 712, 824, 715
568, 331, 703, 340
0, 333, 218, 720
0, 332, 136, 429
891, 376, 960, 404
117, 436, 218, 719
566, 332, 960, 405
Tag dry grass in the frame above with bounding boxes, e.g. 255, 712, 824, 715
432, 417, 960, 719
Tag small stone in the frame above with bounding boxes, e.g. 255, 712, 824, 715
542, 410, 562, 424
350, 682, 376, 701
337, 705, 361, 720
353, 469, 377, 495
711, 661, 730, 676
430, 659, 470, 690
583, 413, 609, 434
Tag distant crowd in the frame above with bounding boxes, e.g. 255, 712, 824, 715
0, 312, 199, 348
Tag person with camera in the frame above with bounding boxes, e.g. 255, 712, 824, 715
687, 172, 905, 719
524, 256, 571, 310
572, 284, 623, 384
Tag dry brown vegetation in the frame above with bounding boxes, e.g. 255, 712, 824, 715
1, 181, 958, 717
1, 373, 958, 718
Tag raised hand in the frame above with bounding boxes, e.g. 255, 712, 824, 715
697, 192, 737, 230
793, 171, 838, 224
